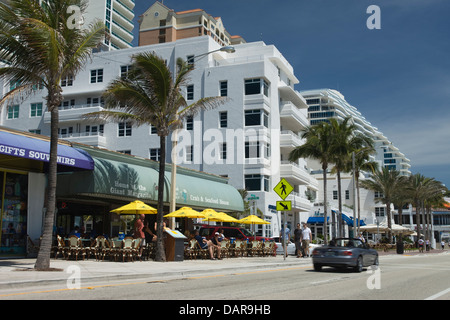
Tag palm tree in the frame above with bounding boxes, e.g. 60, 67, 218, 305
85, 52, 226, 261
289, 121, 334, 244
422, 178, 446, 245
0, 0, 105, 270
346, 143, 378, 235
407, 174, 430, 241
329, 117, 375, 237
360, 167, 404, 243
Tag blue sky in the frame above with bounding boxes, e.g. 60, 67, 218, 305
132, 0, 450, 187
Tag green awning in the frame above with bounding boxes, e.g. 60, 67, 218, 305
57, 146, 244, 212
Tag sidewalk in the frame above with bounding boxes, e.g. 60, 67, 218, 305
0, 255, 310, 290
0, 249, 447, 290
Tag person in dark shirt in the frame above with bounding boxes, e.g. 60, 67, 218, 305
294, 223, 303, 258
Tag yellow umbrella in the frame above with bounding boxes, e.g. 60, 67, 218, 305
110, 200, 157, 214
237, 215, 270, 225
237, 215, 270, 240
164, 207, 205, 219
201, 209, 225, 222
217, 212, 239, 223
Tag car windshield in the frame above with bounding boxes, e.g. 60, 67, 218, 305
331, 239, 365, 248
240, 228, 253, 237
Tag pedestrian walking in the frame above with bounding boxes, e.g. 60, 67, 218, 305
441, 240, 445, 250
294, 223, 303, 258
301, 222, 312, 257
418, 238, 424, 253
280, 225, 290, 257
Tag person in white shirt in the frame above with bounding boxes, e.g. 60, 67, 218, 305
301, 222, 312, 257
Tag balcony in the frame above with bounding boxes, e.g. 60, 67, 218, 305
44, 105, 104, 123
280, 102, 309, 131
280, 130, 304, 151
285, 191, 313, 212
280, 161, 319, 191
59, 132, 107, 148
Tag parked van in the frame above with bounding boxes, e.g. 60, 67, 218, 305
198, 225, 272, 242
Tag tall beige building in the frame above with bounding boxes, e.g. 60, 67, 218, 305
138, 1, 245, 47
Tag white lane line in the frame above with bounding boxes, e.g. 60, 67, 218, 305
425, 288, 450, 300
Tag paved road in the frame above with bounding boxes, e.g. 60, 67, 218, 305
1, 253, 448, 302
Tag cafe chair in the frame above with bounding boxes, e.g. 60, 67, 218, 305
54, 235, 67, 259
121, 237, 135, 262
220, 240, 230, 259
66, 235, 85, 261
184, 239, 198, 260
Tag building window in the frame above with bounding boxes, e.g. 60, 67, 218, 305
245, 78, 269, 97
187, 85, 194, 100
90, 69, 103, 83
186, 145, 194, 162
245, 141, 260, 158
30, 103, 43, 117
7, 105, 19, 119
245, 109, 269, 127
333, 190, 338, 200
187, 55, 194, 67
120, 65, 132, 79
245, 174, 270, 192
345, 190, 350, 200
220, 81, 228, 97
118, 122, 132, 137
150, 125, 157, 135
375, 207, 385, 217
149, 148, 161, 162
220, 143, 227, 160
61, 75, 73, 87
219, 111, 227, 128
186, 116, 194, 130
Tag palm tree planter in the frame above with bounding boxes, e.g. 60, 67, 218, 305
85, 52, 226, 261
0, 0, 105, 270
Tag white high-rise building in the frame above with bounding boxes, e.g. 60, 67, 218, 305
300, 88, 412, 237
0, 36, 318, 238
83, 0, 135, 50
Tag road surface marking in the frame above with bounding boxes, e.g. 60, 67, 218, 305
425, 288, 450, 300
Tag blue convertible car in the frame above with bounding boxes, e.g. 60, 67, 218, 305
312, 238, 379, 272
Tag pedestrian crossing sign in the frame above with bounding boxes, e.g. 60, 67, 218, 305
274, 178, 293, 200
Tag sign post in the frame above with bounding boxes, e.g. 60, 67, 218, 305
274, 179, 293, 260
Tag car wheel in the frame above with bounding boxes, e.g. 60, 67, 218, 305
373, 256, 379, 267
313, 264, 322, 272
354, 256, 363, 273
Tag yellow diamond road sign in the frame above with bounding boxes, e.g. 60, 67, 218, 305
276, 201, 292, 211
274, 178, 293, 200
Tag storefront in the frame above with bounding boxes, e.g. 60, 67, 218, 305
56, 145, 245, 238
0, 127, 94, 257
0, 127, 244, 257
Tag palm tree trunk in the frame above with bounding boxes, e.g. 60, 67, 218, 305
415, 200, 421, 241
386, 201, 393, 243
155, 134, 167, 262
322, 164, 328, 245
356, 175, 361, 236
337, 170, 343, 238
35, 104, 59, 270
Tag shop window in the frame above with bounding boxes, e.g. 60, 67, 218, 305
0, 171, 28, 256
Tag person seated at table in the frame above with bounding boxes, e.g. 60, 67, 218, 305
69, 226, 81, 237
218, 229, 227, 241
210, 232, 222, 260
193, 230, 216, 260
